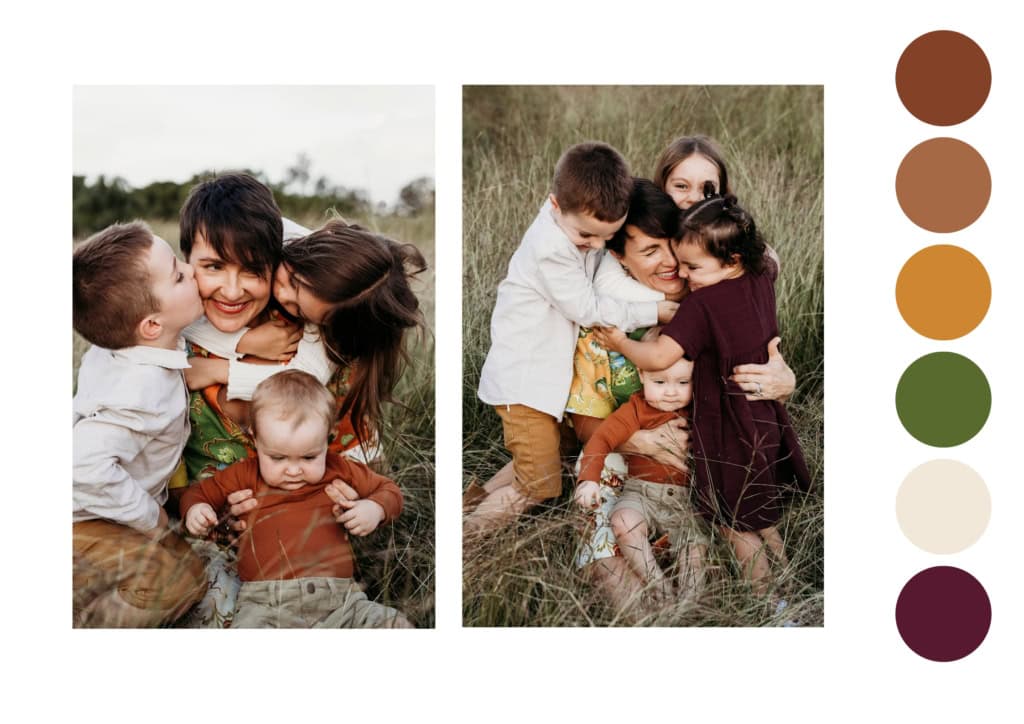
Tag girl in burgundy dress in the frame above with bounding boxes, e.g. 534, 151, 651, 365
595, 194, 810, 594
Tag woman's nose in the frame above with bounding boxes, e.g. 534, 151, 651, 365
222, 271, 242, 299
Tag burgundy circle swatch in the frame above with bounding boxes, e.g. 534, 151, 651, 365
896, 30, 991, 125
896, 566, 991, 661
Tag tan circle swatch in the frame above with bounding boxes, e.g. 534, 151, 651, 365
896, 245, 990, 339
896, 138, 990, 232
896, 460, 990, 554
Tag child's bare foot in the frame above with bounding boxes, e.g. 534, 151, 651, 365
463, 485, 541, 537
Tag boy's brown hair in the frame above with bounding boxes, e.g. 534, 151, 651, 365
551, 142, 632, 222
73, 221, 158, 349
250, 369, 336, 440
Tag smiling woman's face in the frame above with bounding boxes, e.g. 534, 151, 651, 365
613, 225, 685, 299
187, 229, 272, 333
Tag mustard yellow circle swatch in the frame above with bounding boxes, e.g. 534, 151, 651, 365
896, 245, 990, 339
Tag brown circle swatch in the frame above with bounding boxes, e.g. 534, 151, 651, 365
896, 245, 990, 339
896, 138, 990, 232
896, 30, 991, 125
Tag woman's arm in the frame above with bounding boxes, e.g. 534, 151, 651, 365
729, 337, 796, 402
571, 413, 689, 472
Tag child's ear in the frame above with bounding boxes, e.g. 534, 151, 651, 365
549, 193, 560, 212
137, 314, 163, 343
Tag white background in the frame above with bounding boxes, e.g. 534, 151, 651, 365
3, 0, 1020, 721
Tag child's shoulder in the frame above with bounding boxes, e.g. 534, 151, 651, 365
75, 345, 186, 413
519, 199, 572, 256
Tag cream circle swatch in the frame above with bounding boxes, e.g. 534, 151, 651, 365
896, 459, 990, 554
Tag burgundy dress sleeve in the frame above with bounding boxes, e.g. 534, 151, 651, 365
660, 293, 712, 362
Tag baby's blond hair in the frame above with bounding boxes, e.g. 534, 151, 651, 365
250, 370, 335, 440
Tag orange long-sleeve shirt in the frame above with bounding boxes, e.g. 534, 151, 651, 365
577, 393, 690, 486
180, 455, 402, 581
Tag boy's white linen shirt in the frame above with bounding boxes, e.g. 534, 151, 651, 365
478, 200, 658, 420
72, 341, 192, 532
592, 252, 666, 302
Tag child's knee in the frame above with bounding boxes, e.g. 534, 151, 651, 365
611, 507, 645, 540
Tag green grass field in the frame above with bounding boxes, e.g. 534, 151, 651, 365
463, 86, 823, 627
72, 210, 435, 627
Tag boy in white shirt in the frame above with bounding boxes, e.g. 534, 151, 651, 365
72, 221, 209, 627
469, 142, 677, 534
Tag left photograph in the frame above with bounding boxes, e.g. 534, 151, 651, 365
72, 86, 435, 628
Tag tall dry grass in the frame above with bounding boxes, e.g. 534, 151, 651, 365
72, 210, 435, 627
463, 86, 823, 627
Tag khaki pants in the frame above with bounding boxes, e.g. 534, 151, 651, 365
613, 478, 711, 553
73, 519, 208, 628
496, 404, 574, 500
231, 577, 404, 628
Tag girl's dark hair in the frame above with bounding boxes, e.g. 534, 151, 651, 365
281, 220, 427, 441
607, 178, 680, 255
653, 135, 732, 197
675, 194, 767, 274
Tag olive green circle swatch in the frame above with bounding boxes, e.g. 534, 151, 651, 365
895, 352, 990, 446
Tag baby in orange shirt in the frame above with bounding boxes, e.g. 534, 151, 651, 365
574, 352, 709, 604
181, 369, 409, 628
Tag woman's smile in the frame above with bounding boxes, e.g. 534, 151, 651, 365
188, 231, 273, 333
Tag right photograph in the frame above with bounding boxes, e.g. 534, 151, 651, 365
462, 85, 823, 627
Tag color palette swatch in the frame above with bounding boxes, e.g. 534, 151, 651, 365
893, 30, 991, 662
896, 245, 990, 339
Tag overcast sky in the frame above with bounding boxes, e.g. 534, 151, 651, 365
73, 86, 434, 206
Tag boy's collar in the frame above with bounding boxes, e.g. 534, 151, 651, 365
111, 337, 190, 369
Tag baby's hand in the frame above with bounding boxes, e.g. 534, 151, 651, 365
185, 503, 219, 537
592, 326, 627, 352
335, 499, 386, 537
574, 480, 601, 510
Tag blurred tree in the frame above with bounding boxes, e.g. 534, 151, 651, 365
284, 152, 312, 195
397, 176, 435, 216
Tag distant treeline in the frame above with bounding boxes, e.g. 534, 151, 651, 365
72, 169, 435, 239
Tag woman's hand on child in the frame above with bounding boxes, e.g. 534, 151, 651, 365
236, 318, 303, 362
325, 479, 360, 518
335, 499, 386, 537
592, 326, 627, 352
623, 420, 690, 471
730, 337, 796, 402
184, 357, 229, 390
574, 480, 601, 510
185, 503, 218, 537
656, 300, 680, 324
219, 488, 259, 543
